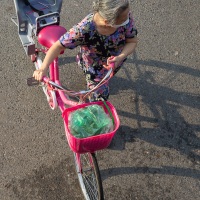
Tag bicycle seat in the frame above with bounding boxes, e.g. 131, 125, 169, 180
38, 25, 67, 49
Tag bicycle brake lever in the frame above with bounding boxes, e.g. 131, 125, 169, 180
27, 77, 40, 86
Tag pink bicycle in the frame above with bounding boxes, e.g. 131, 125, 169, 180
13, 1, 120, 200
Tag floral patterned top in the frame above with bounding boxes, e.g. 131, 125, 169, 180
59, 13, 137, 70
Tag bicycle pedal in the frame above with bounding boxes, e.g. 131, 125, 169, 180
27, 77, 40, 86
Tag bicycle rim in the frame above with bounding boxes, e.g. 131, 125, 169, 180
74, 152, 104, 200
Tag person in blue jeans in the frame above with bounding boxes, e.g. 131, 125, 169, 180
33, 0, 138, 101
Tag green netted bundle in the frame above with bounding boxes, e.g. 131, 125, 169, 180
69, 105, 114, 138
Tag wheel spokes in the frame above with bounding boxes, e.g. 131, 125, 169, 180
75, 153, 101, 199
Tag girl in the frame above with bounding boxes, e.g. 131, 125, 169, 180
33, 0, 138, 100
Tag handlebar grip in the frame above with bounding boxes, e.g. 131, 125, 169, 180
27, 77, 40, 86
27, 76, 49, 86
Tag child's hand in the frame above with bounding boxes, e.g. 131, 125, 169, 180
103, 56, 115, 70
105, 55, 125, 70
33, 68, 47, 81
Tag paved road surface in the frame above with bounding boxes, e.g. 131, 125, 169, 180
1, 0, 200, 199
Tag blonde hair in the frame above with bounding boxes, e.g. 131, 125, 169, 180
93, 0, 130, 24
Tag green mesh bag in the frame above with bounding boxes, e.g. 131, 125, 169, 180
69, 105, 114, 138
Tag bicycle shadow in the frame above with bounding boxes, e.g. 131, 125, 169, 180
101, 165, 200, 181
59, 53, 200, 162
108, 53, 200, 163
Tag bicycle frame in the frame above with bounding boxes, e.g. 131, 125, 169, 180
38, 46, 114, 112
36, 23, 114, 112
34, 24, 82, 111
44, 55, 79, 111
36, 28, 117, 199
12, 1, 120, 199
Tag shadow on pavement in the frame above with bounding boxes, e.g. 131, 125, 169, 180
6, 160, 82, 200
101, 165, 200, 181
108, 53, 200, 164
60, 53, 200, 162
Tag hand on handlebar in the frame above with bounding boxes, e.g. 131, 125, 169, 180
103, 55, 124, 70
33, 68, 47, 81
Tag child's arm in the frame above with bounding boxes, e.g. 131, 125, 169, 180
118, 37, 138, 60
33, 41, 65, 81
107, 37, 138, 68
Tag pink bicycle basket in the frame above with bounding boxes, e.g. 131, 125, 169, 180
62, 101, 120, 153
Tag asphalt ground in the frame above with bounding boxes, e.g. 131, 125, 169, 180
0, 0, 200, 200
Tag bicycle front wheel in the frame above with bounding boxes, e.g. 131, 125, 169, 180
74, 152, 104, 200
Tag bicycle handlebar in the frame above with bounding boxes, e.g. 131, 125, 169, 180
42, 63, 114, 99
27, 63, 115, 103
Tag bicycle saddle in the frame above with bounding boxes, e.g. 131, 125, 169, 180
38, 25, 67, 49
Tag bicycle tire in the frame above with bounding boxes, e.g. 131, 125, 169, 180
74, 152, 104, 200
